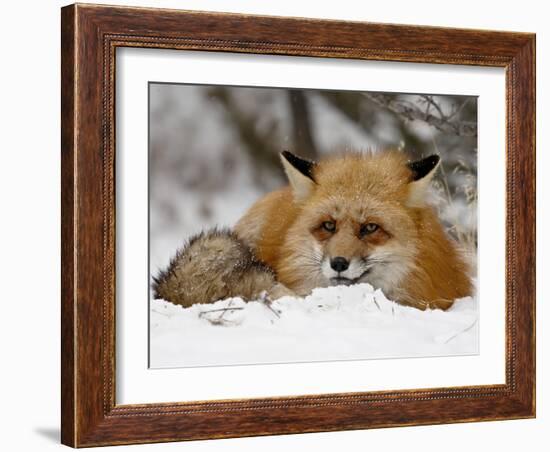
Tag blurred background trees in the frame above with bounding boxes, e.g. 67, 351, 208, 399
149, 83, 477, 273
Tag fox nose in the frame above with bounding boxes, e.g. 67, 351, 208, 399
330, 257, 349, 272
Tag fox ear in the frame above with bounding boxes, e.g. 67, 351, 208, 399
280, 151, 316, 200
406, 155, 440, 206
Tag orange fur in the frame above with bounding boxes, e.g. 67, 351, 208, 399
235, 151, 473, 310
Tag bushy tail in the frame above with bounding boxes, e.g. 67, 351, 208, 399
152, 228, 277, 307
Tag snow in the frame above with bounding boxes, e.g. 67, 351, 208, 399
150, 283, 478, 368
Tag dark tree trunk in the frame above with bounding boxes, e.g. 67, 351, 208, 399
288, 90, 317, 160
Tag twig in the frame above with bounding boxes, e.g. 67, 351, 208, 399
151, 309, 172, 318
447, 98, 472, 121
443, 319, 478, 344
431, 137, 453, 205
198, 298, 245, 326
259, 292, 281, 319
420, 95, 446, 121
362, 92, 477, 137
198, 307, 244, 318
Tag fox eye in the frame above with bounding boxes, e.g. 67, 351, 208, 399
360, 223, 379, 236
321, 221, 336, 232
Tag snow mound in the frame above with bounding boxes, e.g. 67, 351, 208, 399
150, 283, 478, 368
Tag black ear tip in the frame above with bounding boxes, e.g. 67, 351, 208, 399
281, 150, 293, 161
408, 154, 440, 181
280, 150, 316, 182
428, 154, 440, 166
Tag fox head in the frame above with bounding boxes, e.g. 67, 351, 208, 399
278, 150, 441, 297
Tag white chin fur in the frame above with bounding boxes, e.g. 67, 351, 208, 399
320, 256, 410, 295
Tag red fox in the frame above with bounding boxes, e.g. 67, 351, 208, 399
154, 150, 473, 310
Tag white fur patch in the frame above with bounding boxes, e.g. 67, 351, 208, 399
365, 260, 410, 296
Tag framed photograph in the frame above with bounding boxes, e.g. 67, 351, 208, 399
61, 3, 535, 447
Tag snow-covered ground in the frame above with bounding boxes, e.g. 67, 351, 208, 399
150, 283, 478, 368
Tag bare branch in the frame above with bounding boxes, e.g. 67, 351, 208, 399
420, 95, 446, 120
362, 93, 477, 137
198, 307, 245, 317
259, 292, 281, 319
319, 91, 426, 158
447, 98, 472, 121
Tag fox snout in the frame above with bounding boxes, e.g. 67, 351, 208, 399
321, 255, 370, 286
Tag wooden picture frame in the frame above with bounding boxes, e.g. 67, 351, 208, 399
61, 3, 535, 447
